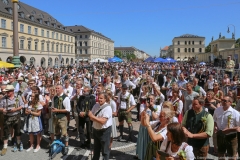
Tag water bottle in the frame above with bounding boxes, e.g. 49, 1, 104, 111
19, 142, 23, 152
13, 143, 17, 152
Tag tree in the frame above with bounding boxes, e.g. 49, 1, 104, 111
126, 53, 136, 61
205, 43, 211, 53
235, 38, 240, 48
114, 50, 122, 58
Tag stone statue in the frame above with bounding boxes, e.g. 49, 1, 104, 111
212, 36, 214, 41
219, 33, 221, 39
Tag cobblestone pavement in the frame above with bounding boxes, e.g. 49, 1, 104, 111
0, 109, 218, 160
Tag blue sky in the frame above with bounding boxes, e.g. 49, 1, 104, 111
21, 0, 240, 57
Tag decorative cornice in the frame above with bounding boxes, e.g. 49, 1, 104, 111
19, 36, 26, 39
27, 37, 33, 41
0, 33, 9, 37
46, 40, 50, 43
41, 40, 45, 42
34, 38, 39, 42
51, 41, 55, 44
56, 42, 59, 45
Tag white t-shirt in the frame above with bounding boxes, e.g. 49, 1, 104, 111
160, 138, 194, 160
91, 103, 112, 129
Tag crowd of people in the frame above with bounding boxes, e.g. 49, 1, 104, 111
0, 55, 240, 160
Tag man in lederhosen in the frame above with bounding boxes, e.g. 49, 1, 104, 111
51, 84, 71, 155
117, 84, 136, 142
0, 85, 24, 156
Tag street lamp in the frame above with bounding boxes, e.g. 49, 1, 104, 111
227, 24, 236, 62
11, 0, 21, 68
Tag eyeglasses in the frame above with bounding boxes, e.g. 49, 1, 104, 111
221, 99, 229, 103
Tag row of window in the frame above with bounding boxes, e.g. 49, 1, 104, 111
177, 48, 202, 53
1, 19, 73, 42
75, 35, 88, 39
77, 49, 111, 55
177, 41, 202, 45
1, 37, 73, 53
92, 42, 111, 49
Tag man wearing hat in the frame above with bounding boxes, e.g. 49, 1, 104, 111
15, 77, 28, 94
0, 85, 24, 156
117, 84, 136, 141
226, 56, 235, 79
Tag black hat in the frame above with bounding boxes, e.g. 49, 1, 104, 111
122, 84, 128, 89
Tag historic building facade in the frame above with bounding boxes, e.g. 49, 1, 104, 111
67, 25, 114, 61
172, 34, 205, 61
0, 0, 75, 67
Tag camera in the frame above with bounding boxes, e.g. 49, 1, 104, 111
147, 97, 150, 103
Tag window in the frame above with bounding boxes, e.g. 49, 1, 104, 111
11, 38, 13, 48
41, 29, 44, 37
52, 32, 54, 39
192, 41, 194, 45
80, 35, 82, 38
185, 48, 187, 52
192, 48, 194, 52
28, 26, 31, 34
64, 35, 66, 41
60, 45, 62, 52
11, 22, 13, 30
178, 48, 180, 52
27, 41, 31, 50
2, 0, 9, 5
79, 42, 82, 46
20, 24, 24, 32
39, 19, 42, 24
68, 36, 69, 42
188, 41, 190, 45
56, 45, 58, 52
2, 37, 6, 48
188, 48, 191, 52
47, 43, 49, 51
199, 41, 202, 45
80, 49, 82, 54
35, 42, 38, 50
34, 28, 38, 35
178, 41, 180, 45
85, 49, 87, 54
71, 46, 73, 53
52, 44, 54, 52
185, 41, 187, 45
41, 43, 44, 51
60, 34, 62, 40
1, 19, 6, 28
47, 31, 49, 38
71, 37, 72, 42
64, 46, 66, 53
30, 16, 34, 21
68, 46, 69, 53
85, 35, 87, 38
56, 33, 58, 40
20, 40, 24, 49
199, 48, 202, 53
84, 41, 87, 46
20, 12, 24, 18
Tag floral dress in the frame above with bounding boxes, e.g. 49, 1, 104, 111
23, 104, 43, 134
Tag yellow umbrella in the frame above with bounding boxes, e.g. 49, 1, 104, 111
0, 61, 15, 68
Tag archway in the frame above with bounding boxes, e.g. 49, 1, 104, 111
66, 58, 69, 64
48, 57, 52, 67
30, 57, 36, 66
6, 56, 12, 63
71, 58, 73, 64
41, 57, 46, 68
20, 56, 26, 64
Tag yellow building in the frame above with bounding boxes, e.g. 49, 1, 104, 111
0, 0, 75, 67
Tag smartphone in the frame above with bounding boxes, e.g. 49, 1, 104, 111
147, 98, 150, 103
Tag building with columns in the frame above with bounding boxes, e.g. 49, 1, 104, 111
172, 34, 205, 61
67, 25, 114, 61
0, 0, 75, 67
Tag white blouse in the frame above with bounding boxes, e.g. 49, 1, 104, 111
160, 138, 195, 160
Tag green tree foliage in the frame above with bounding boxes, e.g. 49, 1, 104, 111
126, 53, 136, 61
114, 50, 122, 58
205, 43, 211, 53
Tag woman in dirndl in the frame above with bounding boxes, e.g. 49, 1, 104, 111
135, 87, 161, 160
168, 89, 183, 123
23, 93, 43, 153
106, 90, 118, 149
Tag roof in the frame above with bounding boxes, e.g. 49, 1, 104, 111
67, 25, 113, 42
161, 46, 169, 50
0, 0, 74, 34
175, 34, 205, 38
114, 47, 136, 51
